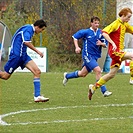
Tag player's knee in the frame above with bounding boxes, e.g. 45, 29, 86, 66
1, 75, 10, 80
78, 70, 88, 77
4, 77, 9, 80
34, 69, 41, 76
95, 70, 101, 76
79, 72, 87, 77
0, 71, 11, 80
81, 73, 87, 77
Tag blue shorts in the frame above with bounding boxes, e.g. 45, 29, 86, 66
82, 54, 99, 73
4, 54, 32, 74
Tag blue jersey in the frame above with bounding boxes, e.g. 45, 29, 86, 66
10, 24, 35, 57
72, 28, 107, 59
4, 24, 34, 74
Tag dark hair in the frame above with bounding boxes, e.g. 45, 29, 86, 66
90, 16, 100, 22
33, 19, 47, 28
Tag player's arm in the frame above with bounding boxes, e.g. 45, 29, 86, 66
102, 20, 117, 50
102, 32, 117, 51
24, 42, 43, 58
96, 39, 106, 48
72, 37, 81, 54
72, 29, 85, 54
98, 35, 108, 48
23, 31, 43, 58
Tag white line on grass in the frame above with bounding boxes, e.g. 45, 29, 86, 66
0, 103, 133, 126
2, 116, 133, 126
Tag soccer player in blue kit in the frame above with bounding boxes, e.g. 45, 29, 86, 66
0, 19, 49, 102
63, 16, 112, 97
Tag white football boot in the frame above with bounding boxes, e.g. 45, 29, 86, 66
129, 78, 133, 85
88, 84, 95, 100
103, 91, 112, 97
34, 96, 49, 102
63, 72, 68, 86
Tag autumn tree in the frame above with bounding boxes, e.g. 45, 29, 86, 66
0, 0, 116, 71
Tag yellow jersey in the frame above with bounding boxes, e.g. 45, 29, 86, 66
102, 18, 133, 51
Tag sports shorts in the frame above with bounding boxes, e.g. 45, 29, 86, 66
109, 51, 126, 68
82, 54, 99, 72
4, 53, 32, 74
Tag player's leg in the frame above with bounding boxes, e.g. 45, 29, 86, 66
25, 60, 49, 102
63, 66, 88, 86
122, 52, 133, 84
88, 51, 126, 100
0, 71, 11, 80
129, 60, 133, 84
92, 62, 112, 97
0, 55, 19, 80
88, 67, 118, 100
95, 67, 118, 90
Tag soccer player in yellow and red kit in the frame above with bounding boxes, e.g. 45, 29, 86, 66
88, 7, 133, 100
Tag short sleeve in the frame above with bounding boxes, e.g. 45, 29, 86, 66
102, 21, 118, 34
22, 31, 32, 42
72, 29, 87, 39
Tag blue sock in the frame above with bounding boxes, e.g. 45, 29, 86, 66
33, 78, 41, 97
66, 71, 79, 79
100, 85, 107, 94
96, 80, 107, 94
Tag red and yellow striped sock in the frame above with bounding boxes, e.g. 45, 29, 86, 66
96, 78, 106, 89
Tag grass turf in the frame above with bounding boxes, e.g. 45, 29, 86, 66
0, 72, 133, 133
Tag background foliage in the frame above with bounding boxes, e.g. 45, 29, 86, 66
0, 0, 116, 71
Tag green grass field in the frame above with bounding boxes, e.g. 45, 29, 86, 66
0, 72, 133, 133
